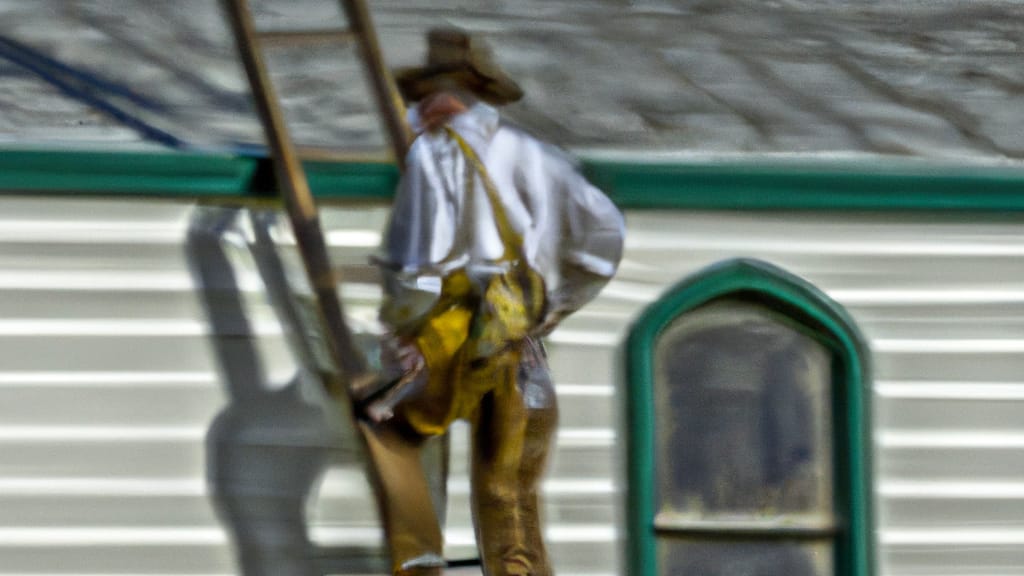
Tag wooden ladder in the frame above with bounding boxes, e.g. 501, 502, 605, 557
221, 1, 451, 573
222, 0, 409, 396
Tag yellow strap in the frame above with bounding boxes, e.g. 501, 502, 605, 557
443, 126, 523, 261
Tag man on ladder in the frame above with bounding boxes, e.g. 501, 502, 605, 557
360, 28, 624, 576
223, 1, 623, 574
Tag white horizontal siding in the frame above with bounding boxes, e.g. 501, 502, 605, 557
0, 197, 1022, 575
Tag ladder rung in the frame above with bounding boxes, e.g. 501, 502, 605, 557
256, 28, 356, 46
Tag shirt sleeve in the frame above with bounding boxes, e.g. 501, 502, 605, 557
380, 146, 438, 272
376, 141, 449, 335
542, 147, 625, 319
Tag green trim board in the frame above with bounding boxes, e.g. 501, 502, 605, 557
583, 160, 1024, 211
2, 148, 1024, 210
0, 150, 256, 196
303, 159, 399, 201
622, 258, 875, 576
0, 150, 399, 201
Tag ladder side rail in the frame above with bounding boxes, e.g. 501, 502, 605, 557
340, 0, 412, 166
223, 0, 369, 396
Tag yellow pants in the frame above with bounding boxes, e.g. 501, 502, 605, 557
360, 337, 557, 576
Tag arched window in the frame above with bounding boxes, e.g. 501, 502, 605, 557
624, 259, 874, 576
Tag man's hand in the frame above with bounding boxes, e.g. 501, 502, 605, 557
360, 336, 427, 424
391, 338, 425, 374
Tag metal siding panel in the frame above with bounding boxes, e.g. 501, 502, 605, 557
0, 198, 1021, 575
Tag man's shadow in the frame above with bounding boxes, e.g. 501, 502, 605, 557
186, 206, 385, 575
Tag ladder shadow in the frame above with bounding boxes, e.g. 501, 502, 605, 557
186, 205, 387, 575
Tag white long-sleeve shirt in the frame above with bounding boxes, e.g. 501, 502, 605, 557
377, 102, 624, 335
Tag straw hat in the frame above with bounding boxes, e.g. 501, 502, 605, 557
394, 28, 524, 105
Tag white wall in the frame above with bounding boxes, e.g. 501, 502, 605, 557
0, 197, 1021, 575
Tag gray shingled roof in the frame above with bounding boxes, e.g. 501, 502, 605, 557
1, 0, 1022, 162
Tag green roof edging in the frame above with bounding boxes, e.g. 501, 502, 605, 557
0, 150, 256, 196
1, 149, 1023, 210
304, 159, 399, 201
582, 160, 1024, 210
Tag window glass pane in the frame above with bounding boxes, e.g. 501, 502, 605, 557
658, 538, 833, 576
653, 299, 834, 525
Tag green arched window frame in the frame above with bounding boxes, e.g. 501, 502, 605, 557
623, 258, 875, 576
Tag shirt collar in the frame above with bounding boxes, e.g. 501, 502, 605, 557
450, 102, 500, 140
